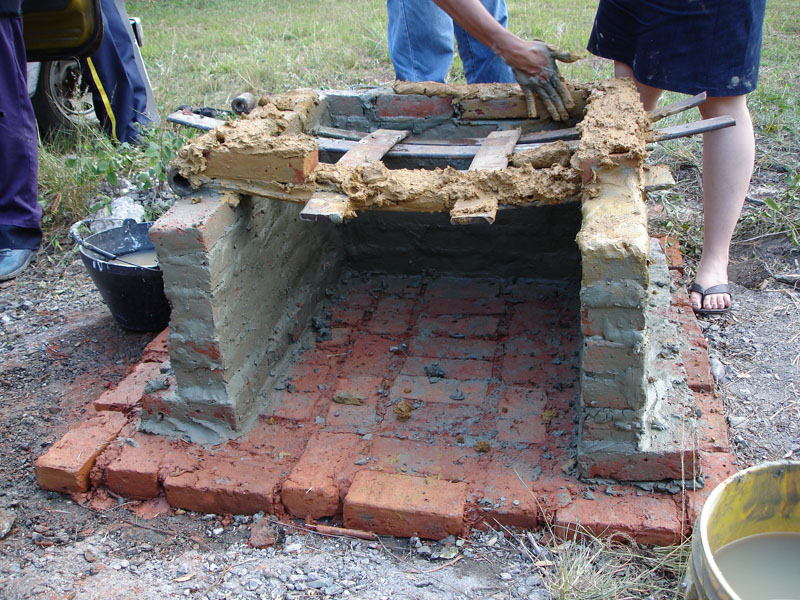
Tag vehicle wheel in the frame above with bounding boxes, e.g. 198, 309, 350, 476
31, 59, 96, 138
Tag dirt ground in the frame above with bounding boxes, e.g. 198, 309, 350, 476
0, 165, 798, 599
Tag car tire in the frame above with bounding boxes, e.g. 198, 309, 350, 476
31, 59, 97, 138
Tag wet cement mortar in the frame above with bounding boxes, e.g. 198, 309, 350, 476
2, 125, 799, 600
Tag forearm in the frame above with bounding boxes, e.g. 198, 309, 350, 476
432, 0, 545, 74
433, 0, 517, 53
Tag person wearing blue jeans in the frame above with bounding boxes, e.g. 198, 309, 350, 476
81, 0, 152, 144
0, 0, 41, 281
387, 0, 515, 83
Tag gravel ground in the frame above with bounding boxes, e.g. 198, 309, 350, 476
0, 175, 798, 599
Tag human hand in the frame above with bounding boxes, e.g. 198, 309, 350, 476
511, 41, 580, 121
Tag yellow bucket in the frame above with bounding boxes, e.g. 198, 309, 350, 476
685, 461, 800, 600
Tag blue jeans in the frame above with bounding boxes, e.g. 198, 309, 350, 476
0, 15, 41, 247
387, 0, 515, 83
81, 0, 151, 143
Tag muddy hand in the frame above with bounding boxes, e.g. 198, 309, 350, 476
513, 42, 579, 122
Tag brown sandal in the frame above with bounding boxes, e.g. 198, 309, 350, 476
689, 282, 731, 315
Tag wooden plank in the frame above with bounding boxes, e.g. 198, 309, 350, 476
653, 116, 735, 141
336, 128, 409, 167
451, 130, 521, 225
648, 92, 707, 122
166, 110, 225, 131
303, 130, 409, 224
315, 125, 577, 147
300, 192, 351, 224
467, 129, 521, 171
317, 117, 730, 162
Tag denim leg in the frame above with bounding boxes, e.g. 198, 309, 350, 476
453, 0, 515, 83
387, 0, 455, 82
81, 0, 150, 143
0, 16, 42, 238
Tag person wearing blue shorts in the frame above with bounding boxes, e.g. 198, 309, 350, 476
588, 0, 767, 315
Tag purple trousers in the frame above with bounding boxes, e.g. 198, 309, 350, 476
0, 15, 41, 249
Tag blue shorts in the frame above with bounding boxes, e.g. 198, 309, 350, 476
588, 0, 766, 96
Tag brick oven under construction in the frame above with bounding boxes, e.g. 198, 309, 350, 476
36, 78, 737, 540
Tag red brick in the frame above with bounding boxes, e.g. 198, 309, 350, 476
141, 328, 170, 363
375, 94, 454, 119
150, 193, 238, 255
698, 408, 730, 453
419, 297, 505, 317
495, 387, 548, 444
577, 448, 698, 481
105, 433, 177, 500
466, 449, 547, 529
339, 334, 401, 377
163, 447, 294, 515
458, 96, 528, 120
682, 347, 713, 393
263, 364, 331, 421
204, 141, 318, 184
657, 235, 684, 273
409, 335, 497, 360
416, 314, 499, 338
554, 493, 681, 546
365, 298, 416, 336
501, 334, 579, 387
36, 412, 129, 494
682, 451, 739, 529
264, 388, 322, 422
282, 432, 362, 519
508, 305, 562, 336
315, 327, 352, 351
94, 361, 166, 412
583, 338, 640, 375
425, 277, 501, 300
366, 436, 476, 480
329, 305, 366, 327
379, 402, 488, 439
324, 376, 383, 432
344, 471, 467, 539
390, 375, 489, 405
400, 356, 493, 381
374, 275, 424, 298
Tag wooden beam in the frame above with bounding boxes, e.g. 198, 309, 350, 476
300, 192, 351, 224
336, 129, 409, 166
315, 125, 576, 148
450, 129, 521, 225
302, 129, 410, 223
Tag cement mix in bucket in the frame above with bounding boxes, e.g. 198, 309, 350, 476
713, 532, 800, 600
108, 249, 159, 267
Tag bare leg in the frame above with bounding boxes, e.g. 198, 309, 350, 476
614, 62, 754, 311
692, 95, 754, 311
614, 62, 662, 110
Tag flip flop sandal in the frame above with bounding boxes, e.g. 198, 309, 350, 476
689, 282, 732, 315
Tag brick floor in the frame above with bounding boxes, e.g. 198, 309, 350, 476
36, 247, 731, 543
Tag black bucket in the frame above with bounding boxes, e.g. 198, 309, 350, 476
70, 218, 171, 331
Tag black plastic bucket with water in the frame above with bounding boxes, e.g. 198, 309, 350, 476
71, 218, 171, 331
